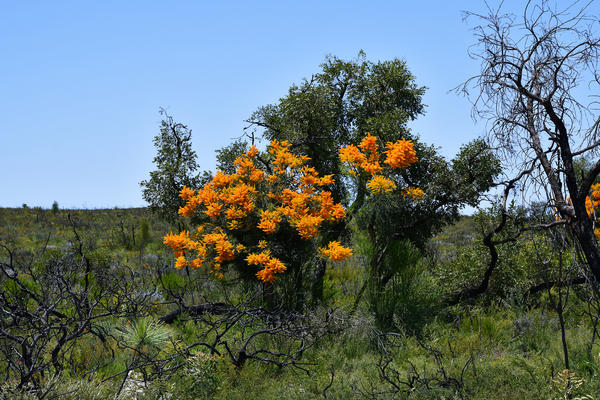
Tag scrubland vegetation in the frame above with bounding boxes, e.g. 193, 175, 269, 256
4, 2, 600, 399
2, 206, 600, 400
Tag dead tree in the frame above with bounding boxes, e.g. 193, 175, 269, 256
0, 236, 155, 390
460, 0, 600, 284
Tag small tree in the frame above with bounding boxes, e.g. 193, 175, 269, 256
140, 109, 205, 224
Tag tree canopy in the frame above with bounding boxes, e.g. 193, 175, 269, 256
140, 109, 205, 224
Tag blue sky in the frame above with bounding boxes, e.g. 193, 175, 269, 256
0, 0, 541, 208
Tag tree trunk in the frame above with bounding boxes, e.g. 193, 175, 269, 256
311, 258, 327, 305
572, 219, 600, 284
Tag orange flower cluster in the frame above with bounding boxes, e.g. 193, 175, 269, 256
269, 139, 308, 175
555, 184, 600, 239
258, 210, 282, 234
339, 134, 421, 196
404, 186, 425, 200
585, 184, 600, 216
164, 140, 352, 282
261, 149, 345, 240
586, 184, 600, 239
245, 250, 287, 283
339, 134, 381, 176
384, 138, 418, 169
320, 241, 353, 261
163, 228, 239, 277
367, 175, 396, 194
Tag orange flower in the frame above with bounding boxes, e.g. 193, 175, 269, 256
258, 210, 282, 234
204, 202, 223, 219
300, 166, 319, 190
203, 231, 227, 245
367, 175, 396, 194
339, 145, 367, 169
321, 241, 353, 262
270, 140, 304, 174
225, 206, 246, 220
384, 138, 418, 169
331, 204, 346, 220
249, 169, 265, 183
175, 256, 188, 269
318, 191, 335, 220
246, 251, 272, 265
178, 196, 200, 217
246, 251, 287, 283
197, 184, 219, 205
212, 171, 235, 188
318, 174, 334, 186
295, 215, 323, 239
164, 138, 355, 283
164, 231, 190, 253
246, 144, 259, 158
227, 220, 241, 230
359, 133, 378, 154
361, 160, 382, 175
214, 239, 235, 262
233, 155, 255, 176
179, 186, 196, 201
404, 186, 425, 200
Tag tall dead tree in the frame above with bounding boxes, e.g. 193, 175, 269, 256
461, 0, 600, 283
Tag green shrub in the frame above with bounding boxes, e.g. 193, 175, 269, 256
365, 240, 441, 333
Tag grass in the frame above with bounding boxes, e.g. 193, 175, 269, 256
1, 207, 600, 399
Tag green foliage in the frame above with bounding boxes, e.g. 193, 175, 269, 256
115, 317, 174, 353
51, 200, 59, 214
171, 352, 223, 399
450, 139, 501, 206
0, 376, 117, 400
140, 109, 206, 224
513, 311, 557, 353
433, 205, 545, 302
139, 218, 151, 250
248, 51, 425, 206
360, 238, 440, 333
3, 204, 600, 399
215, 139, 248, 174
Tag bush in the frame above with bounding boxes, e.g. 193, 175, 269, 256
362, 239, 440, 333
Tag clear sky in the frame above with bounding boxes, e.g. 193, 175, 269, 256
0, 0, 559, 209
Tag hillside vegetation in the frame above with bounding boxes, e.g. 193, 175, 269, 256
1, 206, 599, 399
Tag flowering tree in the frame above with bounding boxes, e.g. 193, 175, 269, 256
163, 135, 420, 305
246, 54, 500, 305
